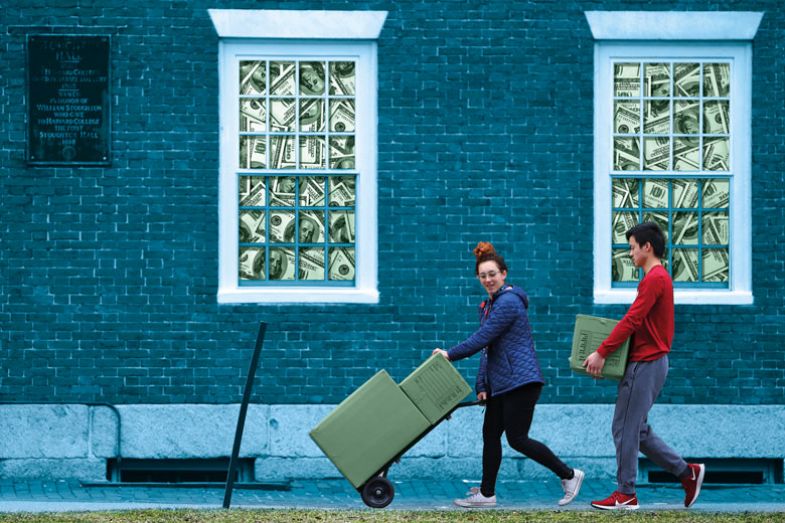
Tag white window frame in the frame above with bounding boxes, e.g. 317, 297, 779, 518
586, 11, 763, 305
209, 10, 387, 304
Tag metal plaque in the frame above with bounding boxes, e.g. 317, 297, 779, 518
27, 35, 111, 165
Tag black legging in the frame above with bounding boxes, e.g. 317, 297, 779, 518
480, 382, 573, 497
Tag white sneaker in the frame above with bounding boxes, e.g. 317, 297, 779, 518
464, 486, 481, 496
454, 490, 497, 508
558, 468, 585, 506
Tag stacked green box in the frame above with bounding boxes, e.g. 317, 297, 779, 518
569, 314, 631, 380
309, 370, 430, 488
399, 354, 472, 425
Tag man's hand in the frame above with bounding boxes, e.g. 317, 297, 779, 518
477, 391, 487, 402
432, 348, 449, 360
583, 351, 606, 378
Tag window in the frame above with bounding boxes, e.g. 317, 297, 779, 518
210, 10, 387, 303
586, 12, 763, 305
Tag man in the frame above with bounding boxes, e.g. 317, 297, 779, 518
583, 222, 705, 511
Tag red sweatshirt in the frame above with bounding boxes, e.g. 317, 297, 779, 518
597, 264, 674, 362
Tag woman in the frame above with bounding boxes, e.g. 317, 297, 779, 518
433, 242, 584, 508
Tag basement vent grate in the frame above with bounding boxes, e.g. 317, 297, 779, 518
106, 458, 254, 484
640, 458, 784, 485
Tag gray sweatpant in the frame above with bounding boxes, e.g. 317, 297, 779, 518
613, 355, 689, 494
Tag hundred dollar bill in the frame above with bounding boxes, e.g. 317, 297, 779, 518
329, 136, 356, 169
240, 137, 266, 169
269, 211, 295, 243
644, 105, 670, 134
270, 136, 296, 170
330, 100, 355, 132
300, 136, 325, 169
673, 249, 698, 282
330, 211, 355, 243
240, 61, 266, 96
299, 211, 325, 243
703, 179, 729, 208
612, 250, 638, 282
329, 179, 355, 207
704, 63, 730, 97
269, 62, 295, 96
240, 99, 267, 132
612, 178, 639, 208
614, 138, 640, 171
239, 210, 266, 243
642, 179, 669, 208
614, 103, 640, 134
269, 248, 295, 280
673, 213, 698, 245
703, 249, 729, 282
329, 61, 356, 96
270, 177, 296, 206
703, 213, 729, 244
299, 248, 325, 280
672, 179, 699, 208
645, 63, 671, 96
704, 102, 729, 134
270, 98, 296, 132
673, 138, 700, 171
612, 212, 638, 244
239, 247, 265, 280
300, 177, 325, 207
239, 177, 266, 207
674, 102, 699, 135
329, 247, 355, 281
703, 139, 729, 171
614, 63, 640, 97
299, 99, 325, 132
674, 63, 700, 97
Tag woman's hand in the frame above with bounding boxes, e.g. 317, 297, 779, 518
432, 348, 449, 360
477, 391, 487, 402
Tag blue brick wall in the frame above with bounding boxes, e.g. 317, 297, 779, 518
1, 1, 783, 405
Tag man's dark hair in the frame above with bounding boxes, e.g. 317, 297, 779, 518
626, 222, 666, 258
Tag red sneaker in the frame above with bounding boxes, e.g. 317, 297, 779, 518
591, 490, 639, 510
681, 463, 706, 508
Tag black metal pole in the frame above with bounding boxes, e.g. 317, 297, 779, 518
223, 321, 267, 509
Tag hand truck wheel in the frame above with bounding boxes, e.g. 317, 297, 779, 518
361, 476, 394, 508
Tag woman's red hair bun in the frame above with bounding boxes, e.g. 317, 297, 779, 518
473, 241, 496, 259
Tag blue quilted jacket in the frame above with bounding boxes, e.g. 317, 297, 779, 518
447, 285, 544, 397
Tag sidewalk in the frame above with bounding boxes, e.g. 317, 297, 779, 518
1, 478, 785, 513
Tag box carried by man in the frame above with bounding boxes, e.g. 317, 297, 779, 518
569, 314, 630, 380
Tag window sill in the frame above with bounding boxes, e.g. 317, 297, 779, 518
218, 286, 379, 304
594, 289, 753, 306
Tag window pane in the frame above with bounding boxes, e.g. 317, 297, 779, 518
299, 62, 326, 96
239, 210, 266, 243
329, 247, 355, 281
703, 248, 729, 282
643, 179, 668, 208
300, 136, 326, 169
269, 248, 295, 280
240, 61, 266, 95
330, 61, 356, 95
299, 176, 325, 206
703, 179, 729, 208
239, 176, 266, 207
672, 179, 699, 208
644, 100, 670, 133
240, 99, 267, 132
643, 138, 669, 170
673, 249, 699, 282
269, 211, 295, 243
299, 211, 325, 243
612, 178, 639, 208
270, 99, 295, 132
704, 63, 730, 97
612, 212, 638, 243
673, 138, 700, 171
239, 247, 265, 281
614, 63, 640, 97
644, 63, 670, 97
299, 99, 325, 132
612, 248, 637, 282
329, 176, 356, 206
703, 212, 729, 245
330, 99, 355, 132
300, 248, 325, 280
613, 138, 640, 171
329, 211, 355, 243
673, 212, 699, 245
329, 136, 356, 169
270, 177, 296, 206
270, 62, 295, 95
674, 63, 700, 97
270, 136, 296, 169
703, 138, 729, 171
674, 101, 699, 135
239, 136, 266, 169
703, 101, 729, 134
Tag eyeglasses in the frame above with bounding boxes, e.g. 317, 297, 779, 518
478, 271, 499, 280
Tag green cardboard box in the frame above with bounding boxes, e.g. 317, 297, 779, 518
399, 354, 472, 425
309, 370, 430, 488
569, 314, 631, 380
